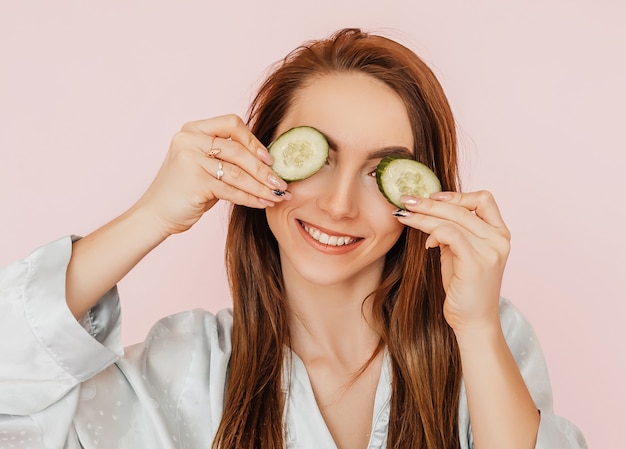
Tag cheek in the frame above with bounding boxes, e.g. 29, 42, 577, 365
367, 183, 402, 222
378, 213, 405, 244
287, 170, 327, 197
264, 204, 285, 240
363, 194, 405, 242
264, 172, 327, 240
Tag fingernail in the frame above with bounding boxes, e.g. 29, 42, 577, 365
400, 197, 421, 206
259, 198, 275, 207
392, 209, 412, 217
272, 189, 292, 200
430, 192, 452, 201
268, 174, 287, 190
257, 148, 274, 165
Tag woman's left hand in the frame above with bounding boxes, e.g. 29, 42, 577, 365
395, 190, 511, 333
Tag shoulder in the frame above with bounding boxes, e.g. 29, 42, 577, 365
126, 308, 234, 366
497, 298, 553, 404
143, 308, 234, 353
118, 308, 234, 395
497, 297, 542, 357
77, 309, 235, 446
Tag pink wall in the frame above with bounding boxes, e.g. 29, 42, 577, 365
1, 1, 624, 446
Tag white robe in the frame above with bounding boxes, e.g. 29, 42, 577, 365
0, 236, 587, 448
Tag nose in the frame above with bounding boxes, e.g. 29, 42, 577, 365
316, 173, 359, 220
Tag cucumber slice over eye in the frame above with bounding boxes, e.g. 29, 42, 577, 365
376, 155, 442, 208
268, 126, 329, 182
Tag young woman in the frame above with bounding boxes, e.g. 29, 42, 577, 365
0, 29, 586, 449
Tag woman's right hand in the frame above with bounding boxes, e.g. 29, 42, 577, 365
134, 114, 290, 236
66, 115, 289, 318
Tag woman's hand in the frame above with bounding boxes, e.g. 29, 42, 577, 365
135, 114, 290, 236
66, 115, 289, 318
395, 190, 511, 333
396, 192, 542, 449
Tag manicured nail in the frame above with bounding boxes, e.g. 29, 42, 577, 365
430, 192, 452, 201
257, 148, 274, 165
268, 174, 287, 190
259, 198, 275, 207
401, 197, 421, 206
392, 209, 412, 217
272, 189, 292, 200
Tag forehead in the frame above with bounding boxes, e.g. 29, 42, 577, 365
277, 72, 414, 153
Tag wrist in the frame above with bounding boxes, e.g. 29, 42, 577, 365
124, 202, 173, 245
452, 318, 505, 353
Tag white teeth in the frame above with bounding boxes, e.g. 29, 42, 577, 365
302, 223, 357, 246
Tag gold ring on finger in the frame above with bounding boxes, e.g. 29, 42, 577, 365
206, 136, 221, 158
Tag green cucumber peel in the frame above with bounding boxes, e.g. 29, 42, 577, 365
376, 155, 441, 209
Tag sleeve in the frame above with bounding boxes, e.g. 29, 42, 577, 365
0, 236, 123, 448
498, 299, 588, 449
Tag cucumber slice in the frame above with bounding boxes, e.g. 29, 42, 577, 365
376, 155, 441, 208
268, 126, 329, 181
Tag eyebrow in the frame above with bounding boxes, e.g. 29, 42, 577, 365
324, 134, 413, 160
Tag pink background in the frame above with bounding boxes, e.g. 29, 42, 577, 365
1, 1, 624, 446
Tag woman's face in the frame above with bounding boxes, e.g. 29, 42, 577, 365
265, 72, 414, 289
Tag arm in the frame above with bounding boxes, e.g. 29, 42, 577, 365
455, 318, 540, 448
0, 236, 122, 419
0, 238, 233, 448
65, 114, 287, 319
65, 205, 168, 319
0, 114, 285, 447
396, 190, 539, 448
1, 115, 284, 408
454, 298, 588, 449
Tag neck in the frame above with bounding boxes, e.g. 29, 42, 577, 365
282, 259, 383, 369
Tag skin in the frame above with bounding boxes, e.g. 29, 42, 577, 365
65, 72, 539, 449
266, 73, 413, 449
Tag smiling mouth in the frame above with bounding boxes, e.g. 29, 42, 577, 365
299, 220, 360, 247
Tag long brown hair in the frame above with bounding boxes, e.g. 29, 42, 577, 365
214, 28, 462, 449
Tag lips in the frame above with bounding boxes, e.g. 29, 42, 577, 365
299, 220, 359, 246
